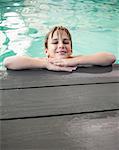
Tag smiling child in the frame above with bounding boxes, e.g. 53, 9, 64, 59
4, 26, 116, 72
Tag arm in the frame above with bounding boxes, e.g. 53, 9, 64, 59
49, 52, 116, 67
76, 52, 116, 66
3, 56, 46, 70
3, 56, 77, 72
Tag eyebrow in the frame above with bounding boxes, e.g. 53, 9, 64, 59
63, 38, 70, 40
52, 38, 58, 40
52, 38, 70, 40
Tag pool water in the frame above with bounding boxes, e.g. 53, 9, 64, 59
0, 0, 119, 70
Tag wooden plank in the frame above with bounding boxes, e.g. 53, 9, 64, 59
0, 65, 119, 89
1, 83, 119, 119
1, 111, 119, 150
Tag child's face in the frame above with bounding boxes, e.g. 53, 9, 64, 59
45, 30, 72, 59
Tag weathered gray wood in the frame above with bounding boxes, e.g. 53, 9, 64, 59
1, 83, 119, 119
0, 65, 119, 89
1, 111, 119, 150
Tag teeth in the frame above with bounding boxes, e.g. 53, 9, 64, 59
57, 51, 66, 53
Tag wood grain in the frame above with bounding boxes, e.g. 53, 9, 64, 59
1, 111, 119, 150
1, 83, 119, 119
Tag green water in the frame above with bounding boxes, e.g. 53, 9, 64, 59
0, 0, 119, 70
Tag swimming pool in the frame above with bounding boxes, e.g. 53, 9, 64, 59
0, 0, 119, 70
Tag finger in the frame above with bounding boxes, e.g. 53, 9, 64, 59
48, 63, 77, 72
50, 65, 70, 72
67, 66, 77, 71
71, 66, 77, 70
59, 66, 76, 72
49, 58, 63, 64
48, 58, 58, 63
54, 63, 77, 68
54, 62, 64, 67
48, 58, 54, 64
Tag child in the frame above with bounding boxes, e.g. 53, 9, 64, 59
4, 26, 116, 72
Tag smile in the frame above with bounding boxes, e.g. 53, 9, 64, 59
56, 50, 67, 54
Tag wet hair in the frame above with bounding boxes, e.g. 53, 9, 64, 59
45, 26, 72, 49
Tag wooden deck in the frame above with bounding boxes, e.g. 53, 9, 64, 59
0, 64, 119, 150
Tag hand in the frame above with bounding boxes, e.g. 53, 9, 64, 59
48, 57, 79, 67
45, 58, 77, 72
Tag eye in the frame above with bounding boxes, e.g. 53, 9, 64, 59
52, 41, 58, 44
63, 40, 69, 44
52, 40, 58, 44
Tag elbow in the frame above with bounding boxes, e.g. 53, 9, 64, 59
3, 57, 18, 70
107, 53, 116, 65
100, 52, 116, 66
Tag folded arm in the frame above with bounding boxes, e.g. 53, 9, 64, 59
3, 56, 76, 72
49, 52, 116, 67
3, 56, 46, 70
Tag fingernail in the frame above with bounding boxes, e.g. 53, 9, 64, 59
73, 67, 77, 70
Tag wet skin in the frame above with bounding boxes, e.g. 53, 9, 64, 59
45, 30, 72, 59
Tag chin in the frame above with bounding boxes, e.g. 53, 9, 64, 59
55, 54, 69, 59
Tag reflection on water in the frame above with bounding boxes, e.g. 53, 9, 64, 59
0, 0, 119, 68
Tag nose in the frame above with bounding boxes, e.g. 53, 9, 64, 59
58, 42, 65, 49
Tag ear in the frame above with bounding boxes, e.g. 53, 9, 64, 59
70, 49, 73, 54
45, 48, 49, 56
45, 48, 48, 54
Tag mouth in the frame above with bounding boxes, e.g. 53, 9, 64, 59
56, 50, 67, 55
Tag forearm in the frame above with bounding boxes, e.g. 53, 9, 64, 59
3, 56, 47, 70
76, 52, 116, 66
